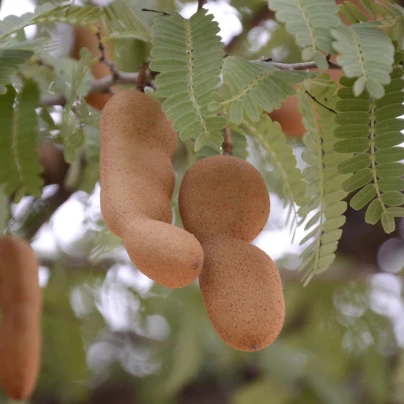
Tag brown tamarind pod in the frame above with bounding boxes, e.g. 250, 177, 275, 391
200, 237, 285, 351
72, 24, 112, 110
39, 141, 69, 186
0, 237, 41, 400
179, 155, 270, 243
100, 89, 204, 288
179, 155, 284, 351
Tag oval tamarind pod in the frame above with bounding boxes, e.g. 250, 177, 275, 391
199, 237, 285, 352
0, 237, 41, 400
39, 141, 69, 186
100, 90, 204, 288
179, 155, 270, 242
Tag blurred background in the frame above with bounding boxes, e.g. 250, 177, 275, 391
1, 0, 404, 403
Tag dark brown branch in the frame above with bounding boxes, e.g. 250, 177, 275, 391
12, 186, 73, 240
197, 0, 207, 10
225, 4, 275, 55
136, 62, 150, 91
141, 8, 170, 16
95, 28, 118, 77
222, 126, 233, 155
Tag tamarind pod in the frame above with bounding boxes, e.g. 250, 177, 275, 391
100, 90, 204, 288
179, 155, 270, 243
39, 141, 69, 186
199, 237, 285, 352
0, 237, 41, 400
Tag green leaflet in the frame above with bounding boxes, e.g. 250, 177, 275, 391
268, 0, 340, 69
0, 3, 104, 41
331, 23, 395, 99
240, 114, 309, 233
53, 49, 93, 106
298, 76, 350, 285
150, 9, 226, 151
74, 100, 100, 193
0, 48, 33, 93
102, 0, 151, 43
335, 69, 404, 233
338, 0, 404, 27
0, 187, 8, 234
214, 56, 314, 124
61, 111, 84, 165
0, 82, 43, 202
53, 49, 93, 164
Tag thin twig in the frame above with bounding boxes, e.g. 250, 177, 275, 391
223, 126, 233, 155
136, 62, 150, 92
141, 8, 170, 16
95, 28, 118, 78
259, 57, 341, 71
305, 90, 337, 114
32, 57, 54, 70
197, 0, 207, 10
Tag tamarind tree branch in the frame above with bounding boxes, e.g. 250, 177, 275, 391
96, 28, 117, 76
39, 57, 339, 108
223, 126, 233, 155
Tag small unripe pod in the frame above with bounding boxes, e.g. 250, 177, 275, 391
100, 90, 203, 288
0, 237, 41, 400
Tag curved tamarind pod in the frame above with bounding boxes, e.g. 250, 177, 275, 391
179, 155, 284, 351
100, 89, 203, 288
0, 237, 41, 400
179, 155, 270, 242
199, 237, 285, 352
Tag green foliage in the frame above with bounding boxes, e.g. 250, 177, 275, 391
268, 0, 340, 69
331, 23, 395, 99
0, 3, 103, 41
0, 81, 43, 202
150, 9, 226, 151
39, 271, 92, 402
334, 68, 404, 233
54, 49, 94, 164
212, 56, 314, 124
53, 49, 93, 105
102, 0, 152, 43
240, 114, 308, 231
61, 110, 84, 164
196, 130, 248, 160
298, 76, 350, 284
0, 48, 33, 93
75, 101, 101, 193
0, 187, 8, 235
338, 0, 404, 26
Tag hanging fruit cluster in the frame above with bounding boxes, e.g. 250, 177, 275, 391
100, 90, 285, 351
